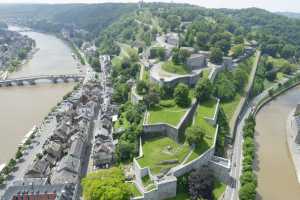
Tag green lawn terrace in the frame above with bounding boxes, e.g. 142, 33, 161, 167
162, 61, 191, 75
137, 136, 191, 175
145, 99, 190, 127
185, 98, 219, 163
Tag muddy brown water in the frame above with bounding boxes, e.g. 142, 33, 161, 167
255, 85, 300, 200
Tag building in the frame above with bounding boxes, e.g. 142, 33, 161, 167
24, 158, 50, 178
51, 155, 81, 184
93, 141, 114, 167
165, 33, 179, 47
186, 54, 207, 70
2, 183, 77, 200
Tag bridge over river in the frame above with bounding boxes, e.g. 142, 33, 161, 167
0, 74, 84, 87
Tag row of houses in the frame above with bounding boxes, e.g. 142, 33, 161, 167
2, 81, 102, 200
92, 55, 118, 169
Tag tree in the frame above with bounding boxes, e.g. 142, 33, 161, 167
90, 57, 101, 72
240, 171, 257, 187
215, 39, 231, 55
209, 47, 223, 64
234, 68, 248, 92
232, 44, 245, 58
144, 85, 160, 108
188, 166, 215, 200
265, 69, 277, 81
136, 80, 149, 95
150, 47, 166, 61
195, 78, 213, 102
81, 167, 132, 200
186, 125, 205, 146
196, 32, 209, 50
172, 48, 191, 65
116, 140, 135, 162
125, 106, 142, 124
281, 44, 296, 59
239, 182, 256, 200
234, 35, 244, 44
15, 148, 23, 159
213, 72, 236, 101
174, 83, 191, 107
166, 15, 181, 31
112, 83, 129, 104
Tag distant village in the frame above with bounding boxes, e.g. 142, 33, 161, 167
0, 26, 35, 75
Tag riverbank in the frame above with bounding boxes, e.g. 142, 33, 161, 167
0, 26, 80, 164
286, 110, 300, 184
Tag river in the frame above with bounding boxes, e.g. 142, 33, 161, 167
255, 85, 300, 200
0, 27, 79, 164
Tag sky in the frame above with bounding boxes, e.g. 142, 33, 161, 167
0, 0, 299, 13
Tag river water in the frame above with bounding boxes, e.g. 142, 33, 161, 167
255, 85, 300, 200
0, 27, 78, 164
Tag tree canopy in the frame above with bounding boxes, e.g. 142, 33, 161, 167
81, 167, 132, 200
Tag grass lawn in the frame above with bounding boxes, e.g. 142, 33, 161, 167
221, 94, 241, 120
128, 183, 142, 197
137, 137, 190, 174
147, 99, 188, 126
162, 61, 190, 75
185, 99, 217, 163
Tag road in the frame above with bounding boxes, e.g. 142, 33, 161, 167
224, 51, 261, 200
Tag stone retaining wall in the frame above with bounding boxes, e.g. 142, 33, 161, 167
131, 85, 143, 105
209, 156, 231, 184
143, 100, 197, 142
204, 98, 220, 126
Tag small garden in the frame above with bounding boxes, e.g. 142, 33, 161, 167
137, 136, 190, 174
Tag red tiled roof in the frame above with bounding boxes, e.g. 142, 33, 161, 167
12, 193, 57, 200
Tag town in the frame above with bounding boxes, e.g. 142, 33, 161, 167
0, 1, 300, 200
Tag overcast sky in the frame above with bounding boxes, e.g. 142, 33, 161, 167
0, 0, 299, 13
